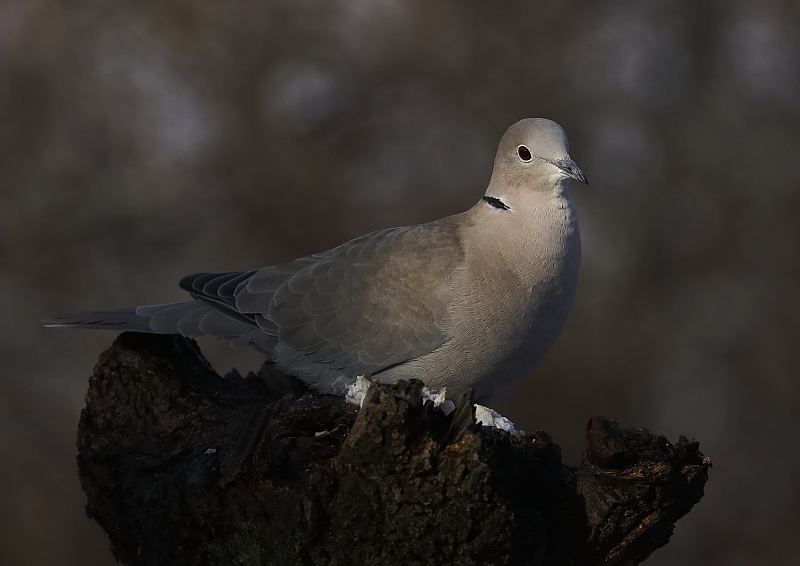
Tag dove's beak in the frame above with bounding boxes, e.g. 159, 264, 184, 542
552, 157, 588, 186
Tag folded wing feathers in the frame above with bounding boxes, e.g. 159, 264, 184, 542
218, 270, 257, 299
68, 224, 461, 377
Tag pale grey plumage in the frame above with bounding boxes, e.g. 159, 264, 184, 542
46, 118, 586, 403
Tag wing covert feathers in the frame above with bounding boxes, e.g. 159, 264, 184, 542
226, 222, 462, 375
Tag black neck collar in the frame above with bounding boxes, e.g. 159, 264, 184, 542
482, 195, 510, 210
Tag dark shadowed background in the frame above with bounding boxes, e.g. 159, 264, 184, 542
1, 1, 798, 564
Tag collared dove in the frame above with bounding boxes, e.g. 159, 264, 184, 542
46, 118, 587, 404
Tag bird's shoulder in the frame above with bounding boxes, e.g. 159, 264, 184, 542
238, 215, 466, 310
224, 215, 466, 374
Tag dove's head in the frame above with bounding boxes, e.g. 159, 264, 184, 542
488, 118, 587, 197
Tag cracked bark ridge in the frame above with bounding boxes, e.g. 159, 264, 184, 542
76, 333, 710, 566
577, 416, 711, 565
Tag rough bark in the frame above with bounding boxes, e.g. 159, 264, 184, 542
76, 333, 710, 566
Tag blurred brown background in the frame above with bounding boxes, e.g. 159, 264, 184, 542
1, 0, 799, 564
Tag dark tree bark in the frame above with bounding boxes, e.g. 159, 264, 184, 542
77, 333, 710, 566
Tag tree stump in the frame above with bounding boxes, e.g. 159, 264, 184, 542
76, 332, 710, 565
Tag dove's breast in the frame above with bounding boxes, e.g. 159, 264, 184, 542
389, 191, 581, 403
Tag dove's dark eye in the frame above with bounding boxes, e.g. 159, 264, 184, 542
517, 145, 532, 162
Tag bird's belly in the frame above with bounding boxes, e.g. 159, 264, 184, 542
471, 287, 576, 402
379, 257, 579, 404
379, 311, 569, 404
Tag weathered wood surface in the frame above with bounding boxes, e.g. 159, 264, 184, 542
76, 332, 710, 566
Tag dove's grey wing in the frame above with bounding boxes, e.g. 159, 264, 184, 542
181, 220, 465, 377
